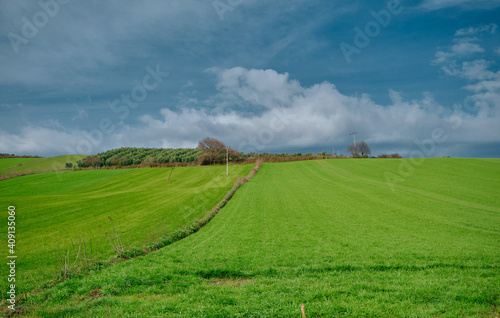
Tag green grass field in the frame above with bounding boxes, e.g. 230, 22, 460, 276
0, 158, 40, 170
0, 164, 253, 293
0, 155, 86, 178
5, 158, 500, 317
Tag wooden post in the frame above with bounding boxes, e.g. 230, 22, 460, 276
167, 166, 175, 181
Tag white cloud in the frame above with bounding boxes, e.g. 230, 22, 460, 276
465, 81, 500, 92
2, 67, 499, 157
211, 67, 303, 110
442, 60, 500, 81
0, 127, 84, 155
496, 48, 500, 54
455, 24, 498, 36
429, 24, 500, 156
432, 25, 500, 101
433, 38, 483, 64
460, 60, 499, 81
451, 41, 484, 55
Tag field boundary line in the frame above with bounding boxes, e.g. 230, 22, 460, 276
5, 162, 263, 308
141, 160, 263, 255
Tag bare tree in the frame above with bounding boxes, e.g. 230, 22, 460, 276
357, 140, 371, 157
346, 144, 359, 157
197, 137, 226, 165
347, 141, 371, 157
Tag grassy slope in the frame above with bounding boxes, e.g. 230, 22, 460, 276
17, 159, 500, 317
0, 155, 86, 177
0, 164, 253, 293
0, 158, 41, 170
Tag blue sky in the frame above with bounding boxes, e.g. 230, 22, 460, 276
0, 0, 499, 157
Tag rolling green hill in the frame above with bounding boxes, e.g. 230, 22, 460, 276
0, 164, 253, 293
7, 158, 500, 317
21, 159, 500, 317
0, 155, 86, 178
0, 157, 41, 170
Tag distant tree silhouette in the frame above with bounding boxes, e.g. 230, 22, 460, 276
346, 144, 359, 157
357, 141, 371, 157
347, 140, 371, 157
83, 155, 102, 169
197, 137, 226, 165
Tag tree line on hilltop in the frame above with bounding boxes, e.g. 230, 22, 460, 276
72, 137, 402, 169
0, 153, 41, 159
73, 147, 200, 168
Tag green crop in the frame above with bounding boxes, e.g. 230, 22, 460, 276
0, 164, 252, 293
4, 158, 500, 317
0, 155, 86, 178
0, 158, 40, 170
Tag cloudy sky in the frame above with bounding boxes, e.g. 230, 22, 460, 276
1, 0, 499, 157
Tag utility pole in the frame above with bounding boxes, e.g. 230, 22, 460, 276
226, 146, 229, 176
350, 132, 358, 157
350, 132, 357, 148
